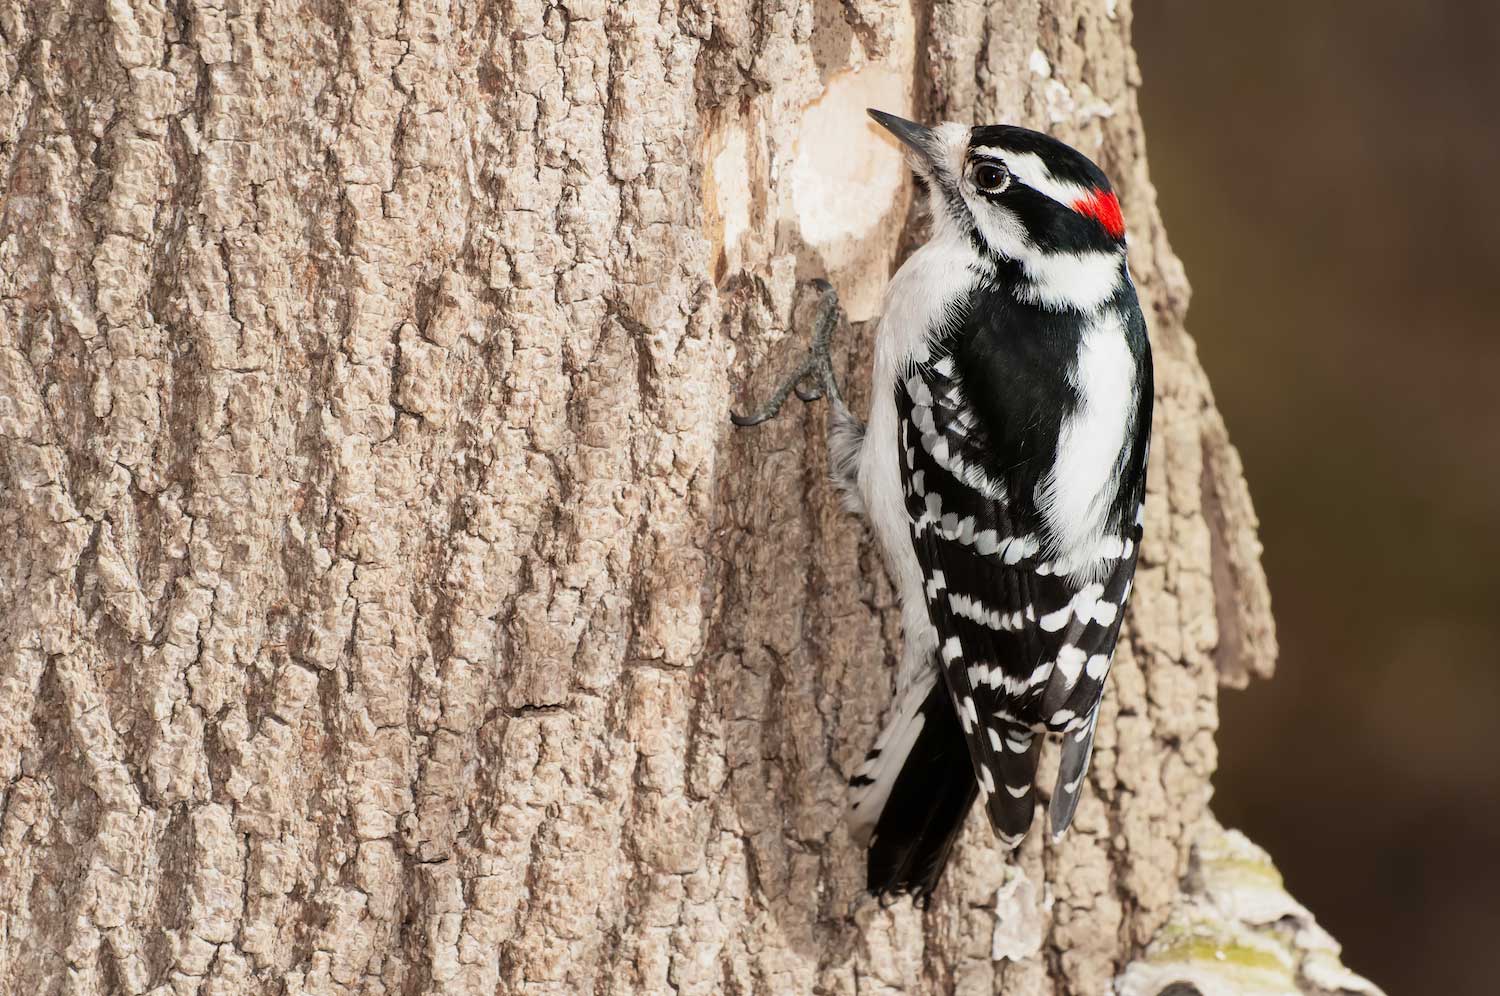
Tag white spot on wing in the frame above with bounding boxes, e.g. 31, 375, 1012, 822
950, 592, 1024, 632
1055, 645, 1086, 685
1001, 537, 1025, 565
942, 637, 963, 664
925, 571, 947, 600
906, 376, 932, 406
1038, 605, 1070, 633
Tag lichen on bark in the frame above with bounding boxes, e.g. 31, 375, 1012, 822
0, 0, 1372, 993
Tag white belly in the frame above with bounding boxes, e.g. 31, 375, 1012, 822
858, 383, 936, 692
857, 236, 979, 692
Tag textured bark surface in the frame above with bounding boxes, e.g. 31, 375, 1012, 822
0, 0, 1372, 994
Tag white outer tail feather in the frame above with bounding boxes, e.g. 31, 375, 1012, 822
848, 669, 940, 844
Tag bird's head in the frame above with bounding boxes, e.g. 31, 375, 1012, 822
868, 110, 1127, 300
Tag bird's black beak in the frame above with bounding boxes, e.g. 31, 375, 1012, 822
867, 109, 937, 167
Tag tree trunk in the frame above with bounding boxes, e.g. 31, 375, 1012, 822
0, 1, 1380, 994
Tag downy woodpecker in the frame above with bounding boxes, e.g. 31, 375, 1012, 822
733, 111, 1152, 902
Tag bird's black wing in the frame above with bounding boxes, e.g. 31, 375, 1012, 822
897, 334, 1146, 843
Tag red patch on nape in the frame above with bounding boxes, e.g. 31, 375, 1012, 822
1072, 189, 1125, 239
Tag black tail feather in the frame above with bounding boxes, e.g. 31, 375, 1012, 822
984, 719, 1043, 847
865, 680, 980, 903
1049, 707, 1099, 839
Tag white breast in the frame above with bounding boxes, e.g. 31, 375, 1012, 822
858, 234, 980, 691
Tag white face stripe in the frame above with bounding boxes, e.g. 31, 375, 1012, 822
971, 147, 1094, 211
1012, 251, 1123, 311
964, 193, 1032, 262
967, 204, 1122, 312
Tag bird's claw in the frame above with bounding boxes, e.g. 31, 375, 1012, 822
730, 284, 844, 429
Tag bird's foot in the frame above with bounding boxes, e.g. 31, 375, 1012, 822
731, 280, 845, 428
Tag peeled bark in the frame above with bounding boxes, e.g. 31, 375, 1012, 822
0, 0, 1378, 993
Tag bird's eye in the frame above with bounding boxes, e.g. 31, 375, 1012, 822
972, 161, 1009, 193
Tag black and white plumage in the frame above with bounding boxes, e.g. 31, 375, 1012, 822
733, 111, 1152, 903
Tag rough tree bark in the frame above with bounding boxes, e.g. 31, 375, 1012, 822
0, 0, 1381, 994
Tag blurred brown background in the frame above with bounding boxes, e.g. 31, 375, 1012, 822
1135, 2, 1500, 993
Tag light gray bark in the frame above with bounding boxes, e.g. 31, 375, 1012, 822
0, 0, 1376, 993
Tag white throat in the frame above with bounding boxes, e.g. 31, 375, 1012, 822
1013, 250, 1124, 312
